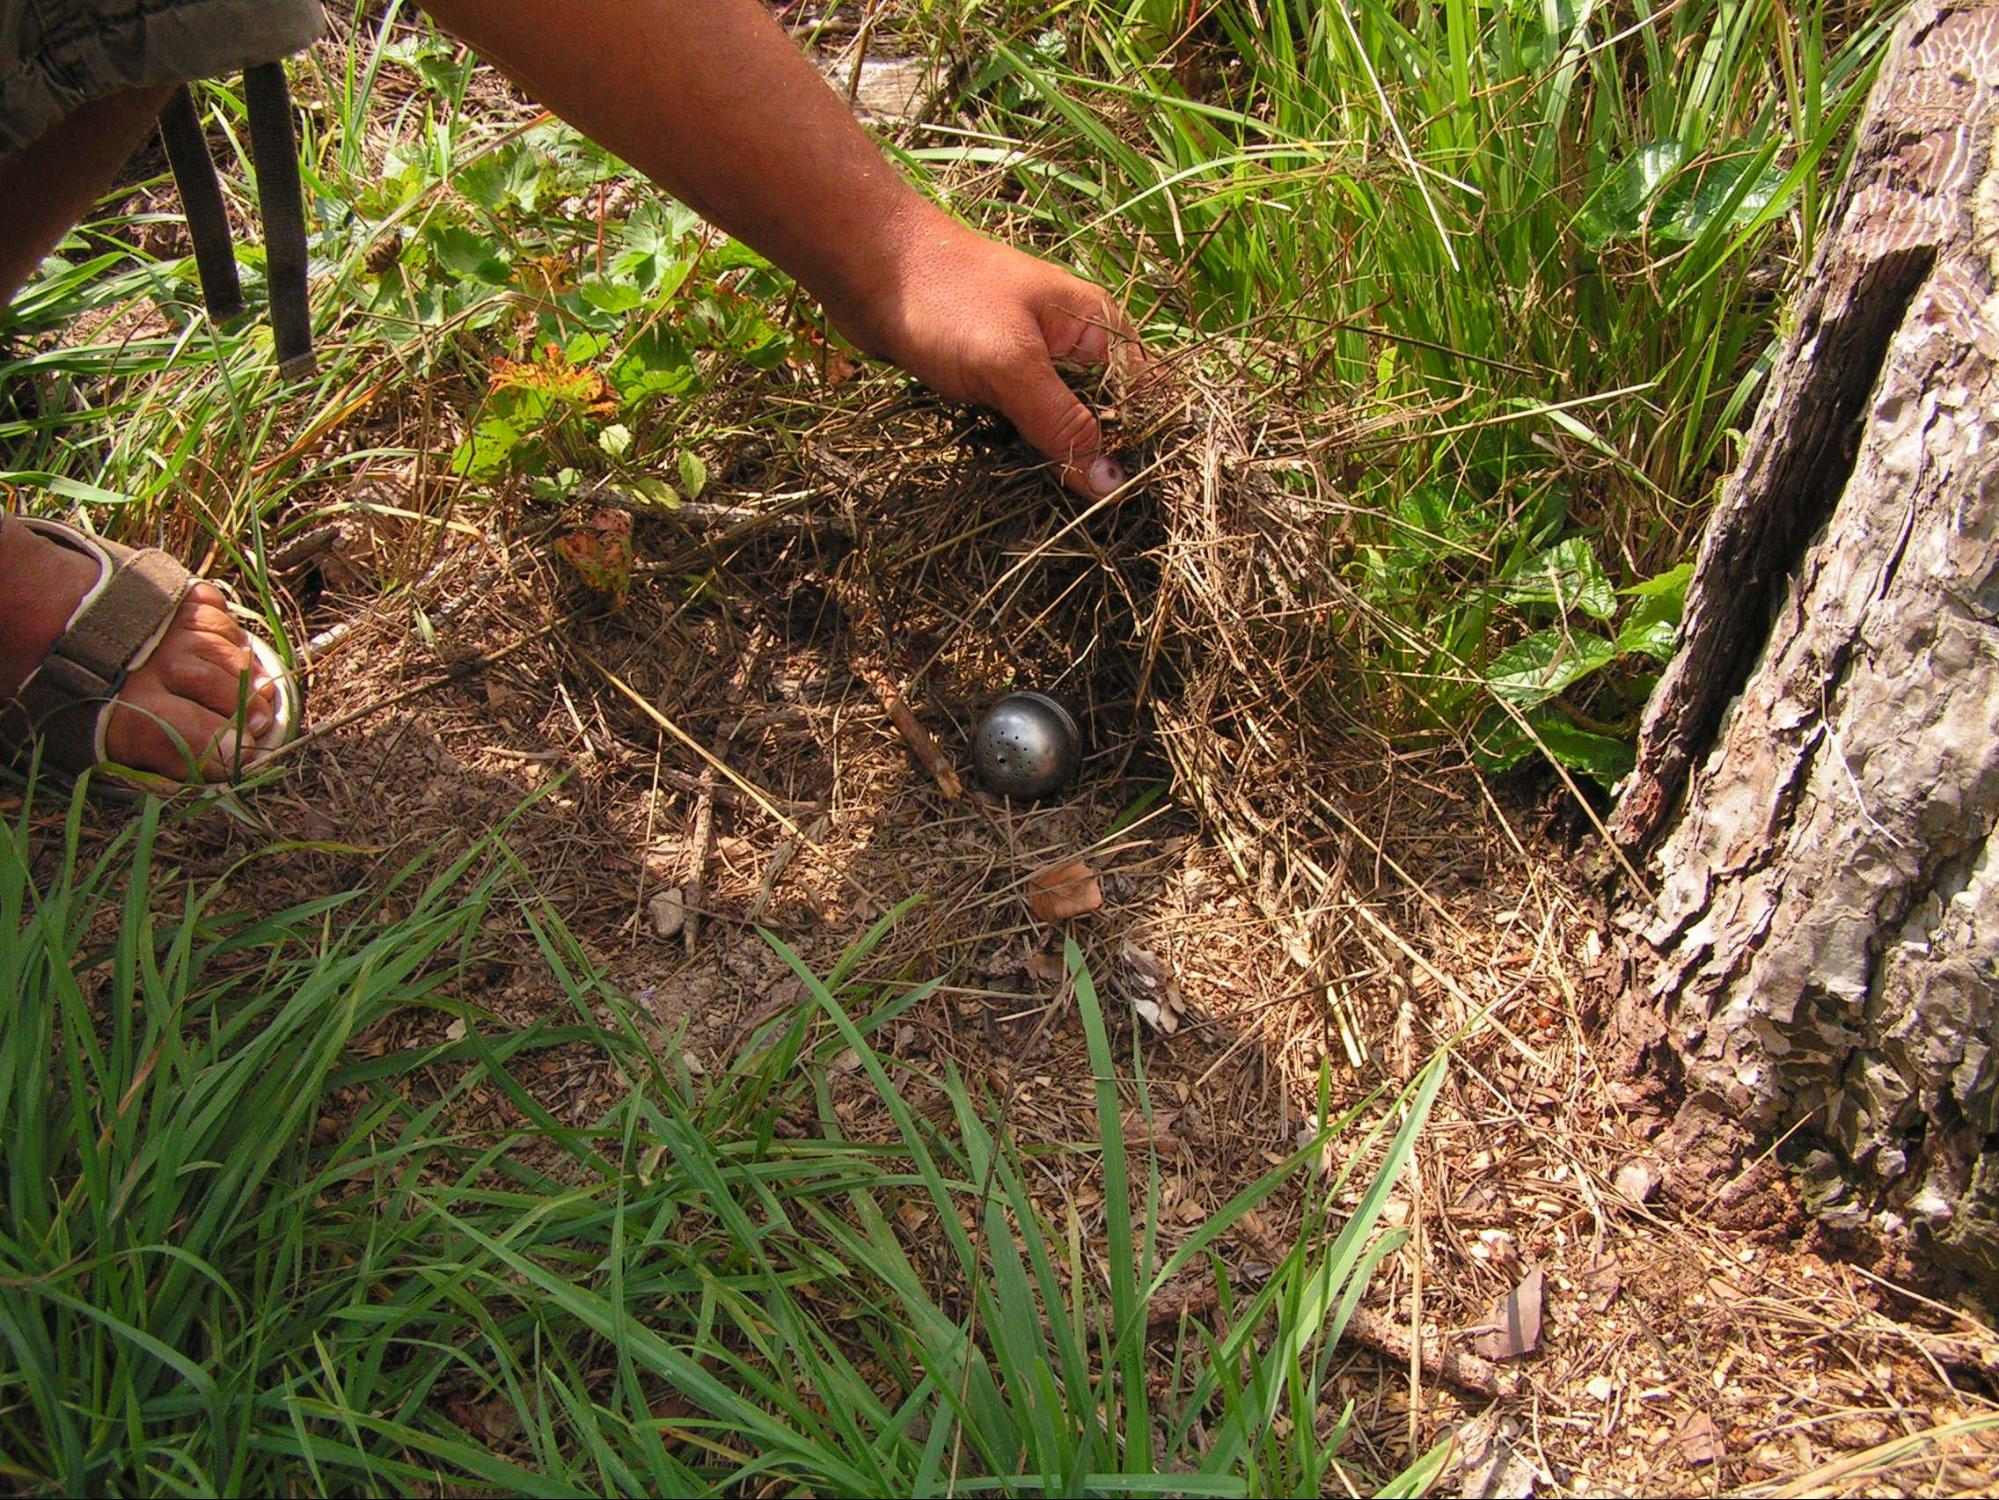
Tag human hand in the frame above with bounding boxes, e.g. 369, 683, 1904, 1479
828, 209, 1142, 501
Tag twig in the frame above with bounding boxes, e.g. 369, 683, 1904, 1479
685, 757, 718, 955
687, 625, 767, 953
858, 662, 962, 799
583, 651, 811, 843
747, 812, 831, 925
1343, 1307, 1518, 1400
1142, 1288, 1516, 1399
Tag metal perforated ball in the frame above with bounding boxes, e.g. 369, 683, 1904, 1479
972, 691, 1082, 801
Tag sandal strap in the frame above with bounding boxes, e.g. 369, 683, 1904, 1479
10, 535, 190, 772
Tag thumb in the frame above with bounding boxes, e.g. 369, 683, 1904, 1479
991, 351, 1128, 500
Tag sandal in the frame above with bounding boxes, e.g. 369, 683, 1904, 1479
0, 516, 301, 788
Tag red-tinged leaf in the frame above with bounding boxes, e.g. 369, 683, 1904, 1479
490, 342, 619, 416
555, 508, 634, 609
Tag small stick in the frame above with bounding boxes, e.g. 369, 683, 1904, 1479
1140, 1287, 1516, 1398
1343, 1307, 1517, 1399
746, 812, 831, 925
858, 663, 962, 799
685, 757, 718, 955
687, 626, 768, 952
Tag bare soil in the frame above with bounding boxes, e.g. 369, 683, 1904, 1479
12, 365, 1992, 1497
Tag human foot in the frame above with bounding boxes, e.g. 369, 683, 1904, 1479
0, 516, 288, 782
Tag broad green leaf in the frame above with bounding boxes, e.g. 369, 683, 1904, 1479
1501, 537, 1617, 621
1485, 628, 1616, 706
1615, 562, 1692, 660
677, 449, 708, 501
610, 327, 697, 401
1471, 704, 1634, 785
1623, 561, 1693, 600
1578, 140, 1683, 248
1529, 712, 1635, 784
1656, 149, 1787, 242
1615, 613, 1680, 661
428, 225, 511, 285
578, 278, 642, 314
456, 144, 547, 215
451, 415, 522, 478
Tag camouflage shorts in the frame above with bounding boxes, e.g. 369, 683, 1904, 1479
0, 0, 323, 158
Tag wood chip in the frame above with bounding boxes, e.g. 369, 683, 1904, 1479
1450, 1410, 1540, 1498
1472, 1266, 1545, 1362
1585, 1251, 1622, 1311
1027, 858, 1102, 921
1679, 1410, 1722, 1467
1023, 948, 1066, 984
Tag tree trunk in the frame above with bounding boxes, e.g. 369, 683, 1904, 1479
1611, 0, 1999, 1291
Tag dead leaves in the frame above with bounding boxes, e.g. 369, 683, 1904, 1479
555, 506, 635, 609
1120, 939, 1185, 1035
1027, 858, 1102, 922
1678, 1410, 1723, 1467
1472, 1266, 1545, 1362
489, 340, 618, 416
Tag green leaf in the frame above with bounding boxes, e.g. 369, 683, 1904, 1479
1529, 712, 1635, 784
1471, 705, 1634, 785
428, 225, 511, 285
1614, 613, 1680, 662
611, 202, 698, 291
456, 144, 547, 215
611, 327, 697, 402
1614, 561, 1691, 661
598, 424, 633, 460
623, 476, 681, 510
1656, 149, 1787, 243
677, 450, 707, 501
451, 415, 522, 478
579, 278, 642, 314
1484, 627, 1616, 706
1623, 561, 1693, 600
1578, 140, 1683, 249
1501, 537, 1617, 621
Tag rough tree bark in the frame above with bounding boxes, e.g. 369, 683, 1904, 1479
1611, 0, 1999, 1290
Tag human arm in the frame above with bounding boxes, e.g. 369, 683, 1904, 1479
417, 0, 1135, 498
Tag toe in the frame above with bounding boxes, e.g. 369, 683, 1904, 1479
160, 650, 268, 729
106, 693, 236, 781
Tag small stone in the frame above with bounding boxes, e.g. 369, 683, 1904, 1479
1586, 1375, 1616, 1402
1614, 1159, 1660, 1202
648, 887, 687, 938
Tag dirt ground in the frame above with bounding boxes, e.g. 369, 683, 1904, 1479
12, 363, 1988, 1497
11, 19, 1996, 1484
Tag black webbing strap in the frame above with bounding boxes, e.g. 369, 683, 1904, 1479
156, 66, 315, 379
158, 86, 244, 323
242, 63, 314, 379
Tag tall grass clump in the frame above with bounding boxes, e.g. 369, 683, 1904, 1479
1, 784, 1446, 1496
942, 0, 1897, 778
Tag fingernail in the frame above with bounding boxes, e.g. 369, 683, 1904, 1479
1088, 457, 1127, 497
213, 729, 244, 766
247, 708, 273, 739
